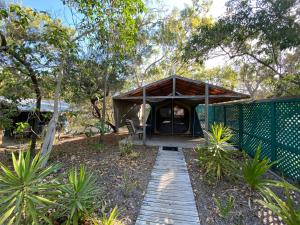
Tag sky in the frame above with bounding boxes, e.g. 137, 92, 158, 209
17, 0, 227, 67
19, 0, 226, 23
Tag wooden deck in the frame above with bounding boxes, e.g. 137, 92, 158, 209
122, 135, 205, 148
135, 147, 200, 225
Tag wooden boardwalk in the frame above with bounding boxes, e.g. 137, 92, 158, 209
135, 147, 200, 225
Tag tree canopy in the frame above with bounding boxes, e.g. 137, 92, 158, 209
185, 0, 300, 96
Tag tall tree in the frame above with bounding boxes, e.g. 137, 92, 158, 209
64, 0, 146, 128
185, 0, 300, 95
125, 2, 214, 90
0, 4, 74, 155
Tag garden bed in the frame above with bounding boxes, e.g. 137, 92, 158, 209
0, 133, 158, 225
50, 134, 157, 224
184, 148, 299, 225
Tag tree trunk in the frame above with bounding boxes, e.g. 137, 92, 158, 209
29, 72, 42, 157
91, 97, 102, 119
0, 37, 42, 157
102, 73, 108, 125
40, 60, 64, 167
90, 95, 117, 133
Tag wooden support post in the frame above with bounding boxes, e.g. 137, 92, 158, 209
205, 83, 209, 144
143, 87, 146, 145
172, 76, 176, 96
172, 77, 175, 135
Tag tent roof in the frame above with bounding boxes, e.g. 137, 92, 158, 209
0, 96, 73, 112
113, 75, 250, 104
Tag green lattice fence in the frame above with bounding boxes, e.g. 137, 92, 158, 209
198, 98, 300, 181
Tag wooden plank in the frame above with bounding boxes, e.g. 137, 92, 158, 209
137, 214, 199, 225
135, 148, 200, 225
143, 87, 146, 145
143, 198, 196, 206
140, 205, 199, 217
141, 200, 198, 211
145, 191, 194, 200
172, 77, 176, 96
205, 83, 209, 144
146, 184, 190, 191
144, 194, 194, 202
115, 95, 246, 100
135, 219, 200, 225
146, 188, 193, 194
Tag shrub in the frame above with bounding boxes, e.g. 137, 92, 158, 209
257, 183, 300, 225
59, 165, 98, 225
91, 207, 124, 225
242, 144, 276, 191
196, 123, 238, 180
95, 121, 109, 135
121, 170, 139, 197
0, 151, 60, 224
214, 195, 235, 218
119, 139, 133, 157
91, 142, 105, 152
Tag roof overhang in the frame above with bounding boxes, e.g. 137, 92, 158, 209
113, 75, 250, 104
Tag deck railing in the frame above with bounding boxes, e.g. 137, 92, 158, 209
197, 98, 300, 181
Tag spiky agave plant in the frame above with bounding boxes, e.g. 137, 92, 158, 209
0, 151, 60, 224
242, 144, 277, 191
92, 207, 124, 225
60, 165, 98, 225
197, 123, 237, 180
257, 183, 300, 225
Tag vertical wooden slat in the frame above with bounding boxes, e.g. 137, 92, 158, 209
205, 83, 209, 144
172, 76, 176, 96
172, 77, 175, 136
143, 87, 146, 145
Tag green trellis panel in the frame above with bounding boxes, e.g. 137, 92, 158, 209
206, 98, 300, 181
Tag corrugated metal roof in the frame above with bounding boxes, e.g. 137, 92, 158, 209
0, 97, 73, 112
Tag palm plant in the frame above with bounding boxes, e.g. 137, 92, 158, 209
257, 183, 300, 225
197, 123, 237, 180
92, 207, 124, 225
60, 165, 98, 225
214, 195, 235, 218
242, 144, 277, 191
0, 151, 60, 225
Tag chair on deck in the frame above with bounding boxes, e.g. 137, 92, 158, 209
125, 119, 143, 139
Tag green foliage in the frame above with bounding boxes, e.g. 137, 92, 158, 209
0, 100, 18, 129
15, 122, 30, 133
59, 165, 98, 225
197, 123, 238, 181
121, 171, 139, 197
242, 144, 276, 191
185, 0, 300, 96
92, 207, 124, 225
95, 121, 109, 135
68, 0, 145, 53
92, 142, 105, 152
0, 151, 60, 224
186, 0, 300, 62
214, 195, 235, 218
257, 184, 300, 225
119, 139, 134, 157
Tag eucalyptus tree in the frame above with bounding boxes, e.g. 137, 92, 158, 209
185, 0, 300, 96
63, 0, 146, 127
124, 2, 215, 89
0, 4, 74, 155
